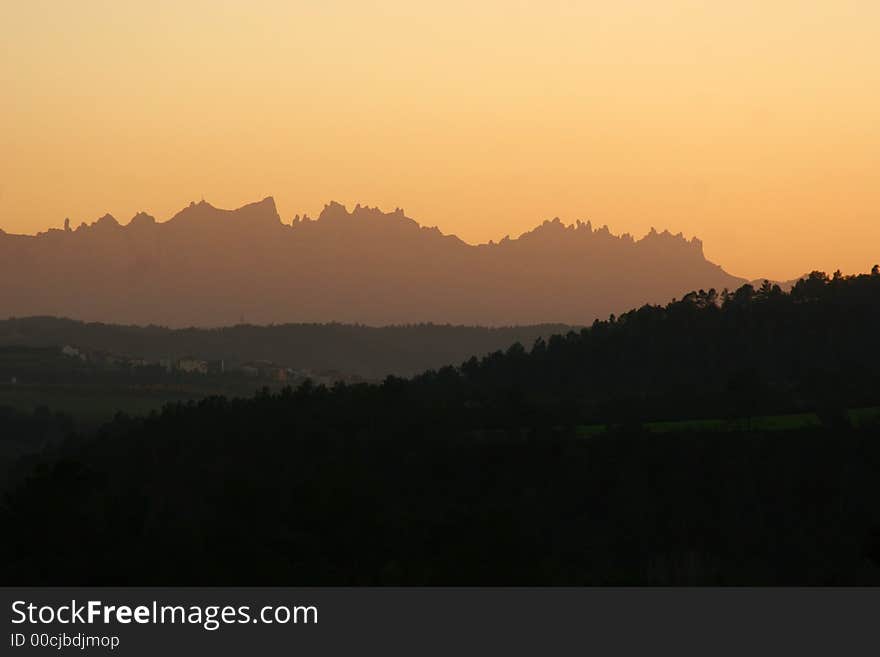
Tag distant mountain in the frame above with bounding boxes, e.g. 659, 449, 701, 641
0, 198, 746, 326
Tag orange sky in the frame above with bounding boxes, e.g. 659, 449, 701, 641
2, 1, 878, 280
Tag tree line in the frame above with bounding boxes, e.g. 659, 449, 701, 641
2, 268, 879, 584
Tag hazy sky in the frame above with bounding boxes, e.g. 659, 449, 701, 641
2, 0, 878, 280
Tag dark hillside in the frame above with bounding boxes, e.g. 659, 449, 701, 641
2, 269, 879, 584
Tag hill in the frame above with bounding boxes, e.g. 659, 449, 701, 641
0, 317, 572, 380
2, 270, 880, 584
0, 198, 745, 326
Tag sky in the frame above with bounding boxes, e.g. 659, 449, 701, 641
2, 0, 878, 280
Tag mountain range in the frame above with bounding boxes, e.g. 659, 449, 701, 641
0, 198, 746, 326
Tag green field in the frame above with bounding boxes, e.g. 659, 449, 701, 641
4, 379, 879, 437
577, 407, 880, 437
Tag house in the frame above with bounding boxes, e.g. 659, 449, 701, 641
177, 358, 208, 374
61, 345, 86, 360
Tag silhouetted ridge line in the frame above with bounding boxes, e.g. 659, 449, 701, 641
0, 198, 745, 326
0, 317, 573, 379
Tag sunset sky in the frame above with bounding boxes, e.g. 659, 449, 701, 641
2, 1, 878, 280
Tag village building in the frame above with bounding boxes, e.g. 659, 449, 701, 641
177, 358, 209, 374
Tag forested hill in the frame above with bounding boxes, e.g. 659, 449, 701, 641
0, 318, 572, 379
0, 197, 744, 326
3, 269, 880, 585
437, 268, 880, 421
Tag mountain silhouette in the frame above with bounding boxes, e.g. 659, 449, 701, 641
0, 198, 745, 326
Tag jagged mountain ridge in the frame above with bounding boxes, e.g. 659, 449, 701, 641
0, 198, 746, 326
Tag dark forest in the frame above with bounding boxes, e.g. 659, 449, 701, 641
3, 269, 879, 584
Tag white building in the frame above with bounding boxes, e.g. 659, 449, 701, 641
61, 345, 86, 360
177, 358, 208, 374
